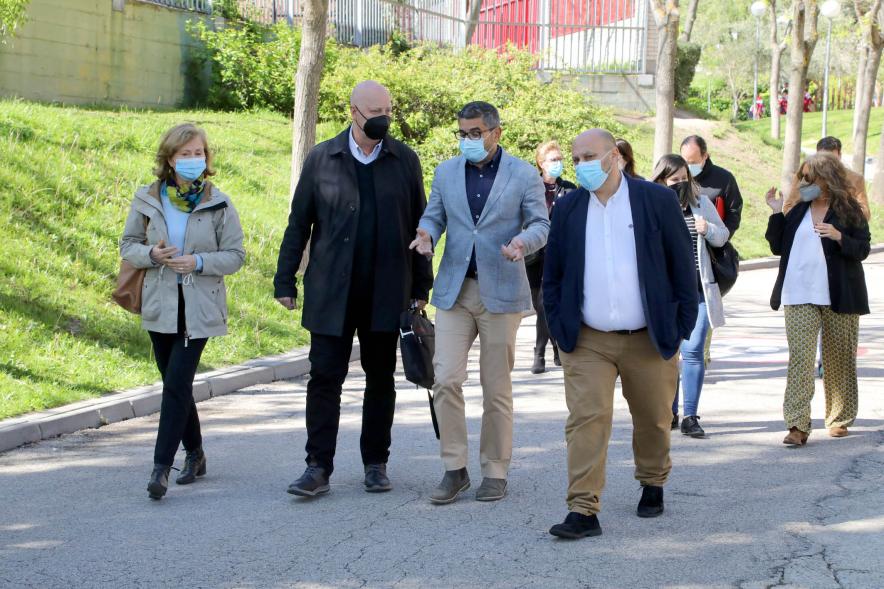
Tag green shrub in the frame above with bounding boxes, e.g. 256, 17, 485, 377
675, 43, 702, 103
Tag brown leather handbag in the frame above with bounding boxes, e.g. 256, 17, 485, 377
112, 260, 145, 314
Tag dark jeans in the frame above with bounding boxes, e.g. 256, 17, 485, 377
527, 258, 557, 357
305, 303, 398, 476
149, 286, 208, 467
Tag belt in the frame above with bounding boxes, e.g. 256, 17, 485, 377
610, 327, 648, 335
465, 268, 479, 279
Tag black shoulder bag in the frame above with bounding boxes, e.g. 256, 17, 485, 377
399, 307, 439, 439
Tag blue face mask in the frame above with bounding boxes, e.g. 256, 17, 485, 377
175, 157, 206, 181
546, 161, 564, 179
575, 150, 612, 191
459, 138, 488, 163
799, 183, 822, 202
688, 162, 704, 178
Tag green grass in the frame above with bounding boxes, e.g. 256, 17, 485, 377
0, 101, 344, 419
735, 108, 884, 157
624, 115, 883, 260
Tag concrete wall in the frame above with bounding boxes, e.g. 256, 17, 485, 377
0, 0, 212, 108
566, 73, 657, 113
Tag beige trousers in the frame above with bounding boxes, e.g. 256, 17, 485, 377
432, 279, 523, 479
560, 326, 678, 516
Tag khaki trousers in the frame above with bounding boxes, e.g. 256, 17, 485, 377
432, 279, 523, 479
560, 326, 678, 516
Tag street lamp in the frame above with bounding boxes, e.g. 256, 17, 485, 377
750, 1, 767, 119
820, 0, 841, 137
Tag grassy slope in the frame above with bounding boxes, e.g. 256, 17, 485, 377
735, 108, 884, 158
0, 101, 344, 419
624, 114, 883, 260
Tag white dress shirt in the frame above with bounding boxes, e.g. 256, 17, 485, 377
581, 174, 647, 331
349, 128, 382, 164
781, 209, 831, 306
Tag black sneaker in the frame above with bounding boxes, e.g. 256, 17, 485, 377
549, 512, 602, 539
670, 413, 679, 430
287, 464, 330, 497
680, 415, 705, 438
637, 485, 664, 518
175, 448, 206, 485
364, 463, 392, 493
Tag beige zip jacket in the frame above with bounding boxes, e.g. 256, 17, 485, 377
120, 181, 246, 339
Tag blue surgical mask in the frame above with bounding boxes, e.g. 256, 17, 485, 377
459, 138, 488, 163
799, 183, 822, 202
546, 161, 564, 179
175, 157, 206, 181
688, 162, 704, 177
575, 150, 612, 191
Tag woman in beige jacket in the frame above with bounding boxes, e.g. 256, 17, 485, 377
121, 124, 245, 500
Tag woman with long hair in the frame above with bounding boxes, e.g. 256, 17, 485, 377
765, 152, 870, 446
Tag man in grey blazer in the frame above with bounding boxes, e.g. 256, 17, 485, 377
410, 101, 549, 504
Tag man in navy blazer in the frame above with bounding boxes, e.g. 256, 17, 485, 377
543, 129, 697, 539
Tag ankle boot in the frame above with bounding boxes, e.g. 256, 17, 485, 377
176, 448, 206, 485
531, 347, 546, 374
148, 464, 171, 500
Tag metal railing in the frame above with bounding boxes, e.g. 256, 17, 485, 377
136, 0, 213, 13
235, 0, 650, 74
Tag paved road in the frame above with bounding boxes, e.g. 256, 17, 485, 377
2, 256, 883, 588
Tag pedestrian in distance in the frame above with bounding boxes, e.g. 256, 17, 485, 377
120, 123, 246, 500
527, 140, 576, 374
544, 129, 697, 539
765, 153, 870, 446
411, 101, 549, 505
274, 80, 433, 497
651, 154, 730, 438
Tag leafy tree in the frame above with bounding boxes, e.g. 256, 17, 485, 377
0, 0, 29, 40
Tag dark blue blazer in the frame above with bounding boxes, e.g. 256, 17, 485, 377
542, 175, 698, 359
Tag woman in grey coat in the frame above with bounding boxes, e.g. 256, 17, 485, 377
652, 154, 729, 438
120, 124, 245, 500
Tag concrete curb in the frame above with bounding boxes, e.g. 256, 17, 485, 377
4, 242, 883, 455
739, 243, 884, 272
0, 344, 360, 455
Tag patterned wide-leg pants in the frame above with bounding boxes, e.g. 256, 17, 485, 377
783, 304, 859, 433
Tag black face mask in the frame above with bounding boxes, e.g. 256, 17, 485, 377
355, 106, 391, 141
670, 181, 693, 207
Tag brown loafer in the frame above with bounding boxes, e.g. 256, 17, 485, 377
828, 426, 848, 438
783, 427, 809, 446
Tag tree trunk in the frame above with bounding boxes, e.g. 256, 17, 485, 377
873, 117, 884, 204
464, 0, 483, 46
853, 46, 868, 136
680, 0, 700, 42
782, 0, 819, 193
769, 0, 789, 140
649, 0, 680, 165
851, 0, 883, 175
290, 0, 329, 195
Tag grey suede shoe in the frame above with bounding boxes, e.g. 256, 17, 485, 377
429, 468, 470, 504
475, 477, 507, 502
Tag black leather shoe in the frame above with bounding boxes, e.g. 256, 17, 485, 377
287, 464, 330, 497
531, 348, 546, 374
147, 464, 170, 500
637, 485, 664, 518
671, 413, 679, 430
176, 448, 206, 485
549, 512, 602, 539
364, 463, 392, 493
680, 415, 705, 438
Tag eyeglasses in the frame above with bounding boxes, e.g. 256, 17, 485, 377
453, 127, 497, 141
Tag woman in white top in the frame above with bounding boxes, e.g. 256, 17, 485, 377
765, 153, 870, 446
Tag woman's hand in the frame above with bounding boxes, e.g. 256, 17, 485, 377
815, 223, 842, 243
694, 215, 708, 235
765, 187, 784, 213
166, 254, 197, 274
149, 239, 178, 264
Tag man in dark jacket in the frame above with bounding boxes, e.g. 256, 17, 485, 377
544, 129, 697, 539
274, 80, 433, 497
680, 135, 743, 237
